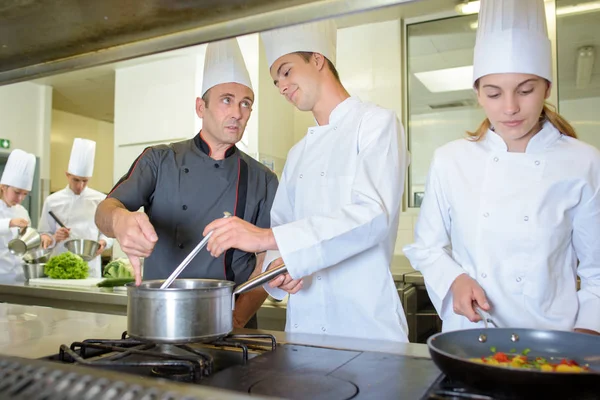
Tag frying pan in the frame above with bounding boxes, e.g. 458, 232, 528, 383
427, 327, 600, 399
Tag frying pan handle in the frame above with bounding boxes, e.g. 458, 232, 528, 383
232, 263, 287, 297
475, 306, 499, 328
48, 211, 67, 228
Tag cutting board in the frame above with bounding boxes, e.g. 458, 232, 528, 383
28, 277, 104, 288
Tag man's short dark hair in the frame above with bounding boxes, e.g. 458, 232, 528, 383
295, 51, 341, 82
202, 88, 211, 107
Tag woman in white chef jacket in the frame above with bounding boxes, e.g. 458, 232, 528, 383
404, 0, 600, 335
0, 149, 53, 282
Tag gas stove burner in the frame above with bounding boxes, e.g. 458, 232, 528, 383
51, 331, 278, 383
249, 374, 359, 400
152, 365, 194, 382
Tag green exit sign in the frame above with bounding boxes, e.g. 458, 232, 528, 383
0, 139, 10, 149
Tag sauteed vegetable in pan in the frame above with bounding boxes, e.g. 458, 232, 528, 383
470, 348, 590, 373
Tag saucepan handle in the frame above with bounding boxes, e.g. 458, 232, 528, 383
231, 263, 287, 311
233, 263, 287, 296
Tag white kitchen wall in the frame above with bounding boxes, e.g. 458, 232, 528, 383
0, 82, 52, 181
113, 54, 202, 181
237, 34, 261, 159
257, 38, 295, 177
50, 110, 114, 194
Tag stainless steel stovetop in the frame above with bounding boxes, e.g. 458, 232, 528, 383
40, 332, 512, 399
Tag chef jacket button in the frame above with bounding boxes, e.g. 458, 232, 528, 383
516, 277, 522, 282
299, 174, 303, 178
333, 127, 337, 130
481, 273, 487, 278
309, 129, 314, 134
483, 212, 489, 217
493, 157, 499, 162
320, 172, 324, 176
535, 160, 540, 166
321, 327, 326, 332
294, 324, 298, 328
184, 168, 189, 173
178, 243, 184, 249
524, 216, 529, 221
214, 163, 219, 168
182, 205, 188, 210
317, 276, 322, 280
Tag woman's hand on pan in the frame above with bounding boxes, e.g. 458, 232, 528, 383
574, 328, 600, 335
450, 273, 490, 322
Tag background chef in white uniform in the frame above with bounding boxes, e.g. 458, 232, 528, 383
0, 149, 53, 282
204, 21, 409, 342
404, 0, 600, 335
39, 138, 113, 277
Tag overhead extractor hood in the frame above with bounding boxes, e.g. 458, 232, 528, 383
0, 0, 416, 85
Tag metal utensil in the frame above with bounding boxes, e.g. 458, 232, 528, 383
48, 211, 66, 228
49, 211, 80, 240
474, 306, 499, 328
160, 211, 232, 289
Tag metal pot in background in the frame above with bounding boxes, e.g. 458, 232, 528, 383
8, 227, 41, 256
22, 263, 47, 280
126, 263, 288, 343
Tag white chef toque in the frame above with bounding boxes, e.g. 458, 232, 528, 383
201, 38, 253, 96
260, 20, 337, 69
0, 149, 36, 191
68, 138, 96, 178
473, 0, 552, 85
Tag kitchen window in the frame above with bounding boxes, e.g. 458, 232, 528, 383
556, 0, 600, 149
405, 13, 485, 208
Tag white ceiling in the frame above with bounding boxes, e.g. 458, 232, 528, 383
32, 0, 600, 121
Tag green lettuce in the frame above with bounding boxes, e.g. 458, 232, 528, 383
44, 252, 89, 279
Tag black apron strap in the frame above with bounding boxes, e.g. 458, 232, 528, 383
224, 157, 248, 281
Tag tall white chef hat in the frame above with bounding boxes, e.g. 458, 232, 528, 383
68, 138, 96, 177
201, 38, 253, 97
0, 149, 36, 191
473, 0, 552, 85
260, 20, 337, 69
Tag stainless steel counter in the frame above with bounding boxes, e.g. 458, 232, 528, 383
0, 282, 128, 315
0, 303, 430, 360
0, 257, 423, 318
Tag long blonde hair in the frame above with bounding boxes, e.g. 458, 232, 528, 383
467, 83, 578, 141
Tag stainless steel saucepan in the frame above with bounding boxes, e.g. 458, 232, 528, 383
126, 263, 288, 343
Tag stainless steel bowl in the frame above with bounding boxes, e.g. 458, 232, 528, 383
64, 239, 100, 261
22, 263, 46, 280
8, 227, 41, 256
22, 247, 53, 264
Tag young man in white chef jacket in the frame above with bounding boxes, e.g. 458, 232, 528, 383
204, 20, 409, 342
39, 138, 113, 277
404, 0, 600, 335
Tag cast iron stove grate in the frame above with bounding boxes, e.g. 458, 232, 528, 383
56, 331, 276, 383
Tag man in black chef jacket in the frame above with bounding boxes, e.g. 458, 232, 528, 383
95, 38, 278, 329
